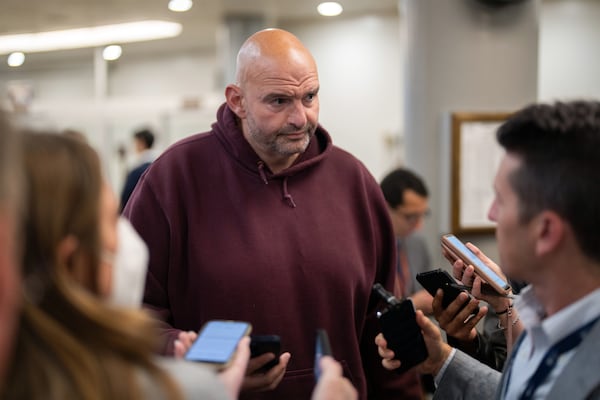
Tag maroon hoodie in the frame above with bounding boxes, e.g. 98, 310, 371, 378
124, 104, 420, 399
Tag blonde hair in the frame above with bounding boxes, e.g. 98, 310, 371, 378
6, 133, 182, 400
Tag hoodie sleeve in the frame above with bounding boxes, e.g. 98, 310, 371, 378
122, 172, 182, 355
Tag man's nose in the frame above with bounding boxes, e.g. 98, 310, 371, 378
288, 100, 308, 129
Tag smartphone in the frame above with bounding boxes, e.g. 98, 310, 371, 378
314, 329, 332, 381
372, 284, 428, 373
441, 234, 511, 295
250, 334, 281, 372
416, 268, 479, 313
184, 320, 252, 369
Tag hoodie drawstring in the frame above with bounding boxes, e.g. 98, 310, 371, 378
257, 161, 268, 184
257, 161, 296, 208
282, 177, 297, 208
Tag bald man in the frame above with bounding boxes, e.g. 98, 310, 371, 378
125, 29, 412, 399
0, 112, 22, 395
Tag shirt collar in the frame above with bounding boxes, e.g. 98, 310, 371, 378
516, 285, 600, 346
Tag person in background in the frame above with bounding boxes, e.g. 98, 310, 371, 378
380, 167, 435, 397
120, 128, 157, 210
377, 100, 600, 399
124, 28, 409, 399
0, 112, 23, 396
380, 167, 433, 314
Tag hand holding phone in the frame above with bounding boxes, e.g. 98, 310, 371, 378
372, 284, 428, 373
250, 334, 281, 372
441, 234, 511, 295
416, 269, 479, 314
184, 320, 252, 370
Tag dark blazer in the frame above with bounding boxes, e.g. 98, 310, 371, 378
120, 161, 151, 211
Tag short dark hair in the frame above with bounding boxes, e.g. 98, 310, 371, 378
380, 167, 428, 208
497, 100, 600, 263
134, 129, 154, 149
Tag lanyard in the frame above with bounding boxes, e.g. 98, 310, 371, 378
508, 315, 600, 400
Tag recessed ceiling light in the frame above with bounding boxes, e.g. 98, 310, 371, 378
7, 52, 25, 67
0, 20, 182, 55
168, 0, 193, 12
317, 2, 344, 17
103, 45, 122, 61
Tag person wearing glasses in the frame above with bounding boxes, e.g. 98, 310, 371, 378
380, 167, 433, 313
380, 167, 436, 398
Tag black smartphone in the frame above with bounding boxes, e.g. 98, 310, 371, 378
314, 329, 332, 381
373, 284, 428, 373
416, 268, 479, 313
250, 334, 281, 372
184, 320, 252, 369
441, 234, 511, 295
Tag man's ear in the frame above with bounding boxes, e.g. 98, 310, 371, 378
534, 210, 565, 257
225, 84, 247, 118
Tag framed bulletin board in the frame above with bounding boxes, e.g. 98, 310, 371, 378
450, 112, 512, 234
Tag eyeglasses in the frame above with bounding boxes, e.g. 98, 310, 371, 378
398, 209, 431, 224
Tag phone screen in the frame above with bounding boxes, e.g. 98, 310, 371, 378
444, 235, 510, 291
185, 320, 251, 364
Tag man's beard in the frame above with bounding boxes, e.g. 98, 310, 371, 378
247, 114, 316, 158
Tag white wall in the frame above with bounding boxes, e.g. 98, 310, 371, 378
108, 52, 218, 97
2, 50, 222, 192
538, 0, 600, 101
286, 14, 403, 182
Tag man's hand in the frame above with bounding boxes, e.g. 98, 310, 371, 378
241, 351, 292, 392
432, 289, 487, 342
450, 243, 513, 313
375, 310, 453, 376
173, 330, 198, 359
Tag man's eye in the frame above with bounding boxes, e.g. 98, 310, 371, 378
303, 93, 318, 104
271, 98, 287, 105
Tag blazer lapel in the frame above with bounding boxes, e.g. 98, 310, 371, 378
545, 321, 600, 399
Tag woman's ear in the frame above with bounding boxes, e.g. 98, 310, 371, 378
225, 84, 247, 118
56, 235, 89, 285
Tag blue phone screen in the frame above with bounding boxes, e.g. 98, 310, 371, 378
185, 321, 249, 363
446, 235, 509, 290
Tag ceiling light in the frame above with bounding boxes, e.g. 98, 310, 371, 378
7, 52, 25, 67
168, 0, 193, 12
317, 2, 343, 17
0, 20, 182, 55
103, 45, 122, 61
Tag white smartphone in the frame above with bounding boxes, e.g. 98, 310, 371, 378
441, 234, 511, 295
184, 320, 252, 369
